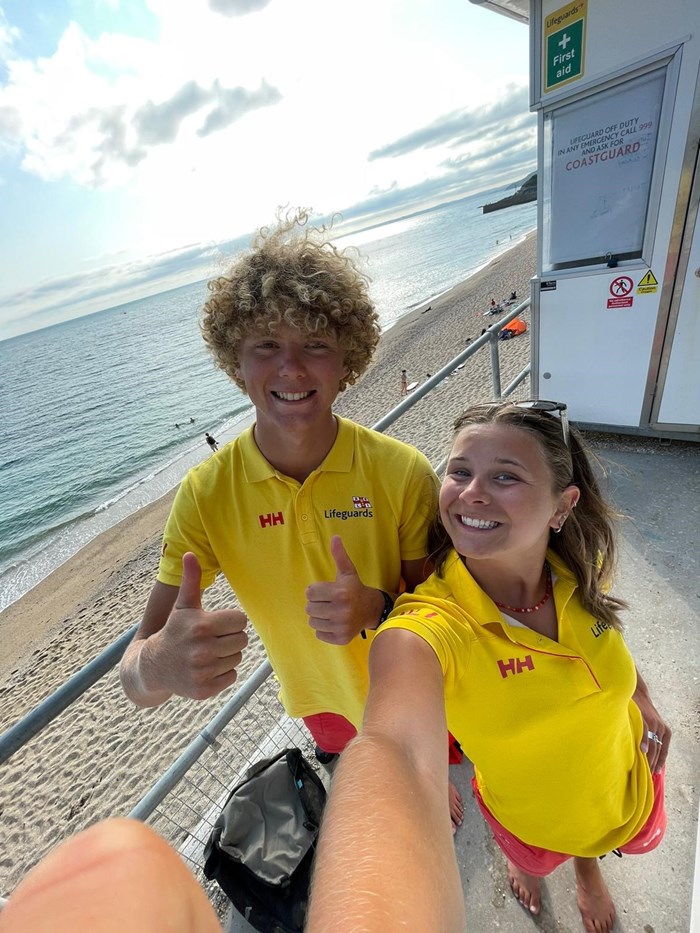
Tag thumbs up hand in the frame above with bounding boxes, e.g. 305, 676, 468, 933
150, 552, 249, 700
306, 536, 386, 645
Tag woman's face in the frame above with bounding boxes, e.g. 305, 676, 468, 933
439, 423, 577, 565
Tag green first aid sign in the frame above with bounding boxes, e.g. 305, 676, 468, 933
544, 1, 586, 92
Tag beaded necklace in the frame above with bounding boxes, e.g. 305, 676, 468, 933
493, 562, 552, 614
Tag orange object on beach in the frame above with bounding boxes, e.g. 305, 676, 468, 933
505, 318, 527, 336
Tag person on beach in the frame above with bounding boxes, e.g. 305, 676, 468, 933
400, 368, 408, 396
119, 210, 463, 825
307, 400, 670, 933
205, 432, 219, 452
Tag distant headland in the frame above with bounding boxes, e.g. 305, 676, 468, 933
482, 172, 537, 214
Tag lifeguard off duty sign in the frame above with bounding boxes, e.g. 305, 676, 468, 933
544, 0, 587, 93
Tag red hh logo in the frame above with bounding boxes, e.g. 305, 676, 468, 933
497, 655, 535, 679
259, 511, 284, 528
352, 496, 372, 509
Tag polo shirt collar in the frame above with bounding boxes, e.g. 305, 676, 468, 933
239, 417, 355, 484
443, 547, 580, 651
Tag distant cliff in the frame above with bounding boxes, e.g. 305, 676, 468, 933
482, 173, 537, 214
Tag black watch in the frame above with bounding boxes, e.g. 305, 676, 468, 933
377, 590, 396, 626
360, 591, 395, 639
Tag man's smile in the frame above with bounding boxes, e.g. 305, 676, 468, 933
272, 390, 315, 401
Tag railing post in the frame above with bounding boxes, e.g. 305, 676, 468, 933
490, 333, 502, 398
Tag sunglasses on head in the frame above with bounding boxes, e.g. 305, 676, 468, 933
513, 399, 569, 448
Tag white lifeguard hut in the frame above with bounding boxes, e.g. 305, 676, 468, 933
471, 0, 700, 439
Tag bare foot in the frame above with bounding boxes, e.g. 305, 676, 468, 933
507, 859, 541, 915
573, 857, 616, 933
449, 781, 464, 831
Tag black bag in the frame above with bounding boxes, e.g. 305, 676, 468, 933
203, 748, 327, 933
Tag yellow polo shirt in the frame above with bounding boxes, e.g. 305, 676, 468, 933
382, 550, 653, 857
158, 417, 438, 727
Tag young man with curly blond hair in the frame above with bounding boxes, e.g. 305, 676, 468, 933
119, 213, 461, 815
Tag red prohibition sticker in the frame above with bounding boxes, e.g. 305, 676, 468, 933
609, 276, 633, 297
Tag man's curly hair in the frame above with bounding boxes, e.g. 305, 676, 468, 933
201, 210, 380, 392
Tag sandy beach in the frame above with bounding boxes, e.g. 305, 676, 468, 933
0, 232, 536, 895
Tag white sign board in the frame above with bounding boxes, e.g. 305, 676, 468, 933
546, 67, 665, 267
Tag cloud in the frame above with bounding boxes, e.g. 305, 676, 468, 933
440, 129, 536, 175
0, 231, 255, 338
134, 80, 212, 145
369, 84, 532, 160
0, 14, 283, 188
197, 80, 282, 136
131, 76, 282, 152
208, 0, 274, 16
337, 144, 537, 229
0, 103, 22, 140
8, 69, 282, 186
0, 7, 20, 59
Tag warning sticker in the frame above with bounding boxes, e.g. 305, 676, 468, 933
609, 276, 633, 297
607, 297, 634, 309
637, 269, 658, 294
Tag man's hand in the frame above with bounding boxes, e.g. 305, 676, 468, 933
306, 536, 385, 645
136, 552, 248, 702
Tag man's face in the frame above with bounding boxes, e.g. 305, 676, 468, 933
235, 322, 348, 435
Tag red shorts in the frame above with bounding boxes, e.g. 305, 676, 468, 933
303, 713, 463, 764
302, 713, 357, 754
472, 768, 667, 877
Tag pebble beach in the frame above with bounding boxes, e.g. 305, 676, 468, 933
0, 232, 536, 895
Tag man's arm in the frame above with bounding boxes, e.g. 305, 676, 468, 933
307, 629, 465, 932
119, 552, 248, 708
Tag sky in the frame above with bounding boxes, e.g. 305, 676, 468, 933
0, 0, 535, 341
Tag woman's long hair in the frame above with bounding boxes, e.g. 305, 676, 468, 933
428, 402, 627, 630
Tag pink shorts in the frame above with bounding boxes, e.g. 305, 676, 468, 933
472, 768, 667, 877
303, 713, 464, 764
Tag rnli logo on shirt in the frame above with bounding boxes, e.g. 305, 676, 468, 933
259, 511, 284, 528
591, 620, 612, 638
497, 655, 534, 679
324, 495, 374, 520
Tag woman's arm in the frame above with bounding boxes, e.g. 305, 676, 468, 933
307, 629, 465, 932
633, 666, 671, 773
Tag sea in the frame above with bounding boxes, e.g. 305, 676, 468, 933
0, 192, 536, 612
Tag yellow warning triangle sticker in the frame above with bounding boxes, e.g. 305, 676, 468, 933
638, 270, 658, 287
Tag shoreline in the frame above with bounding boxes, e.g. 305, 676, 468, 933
0, 231, 536, 894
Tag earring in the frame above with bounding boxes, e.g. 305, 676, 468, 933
553, 516, 566, 533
